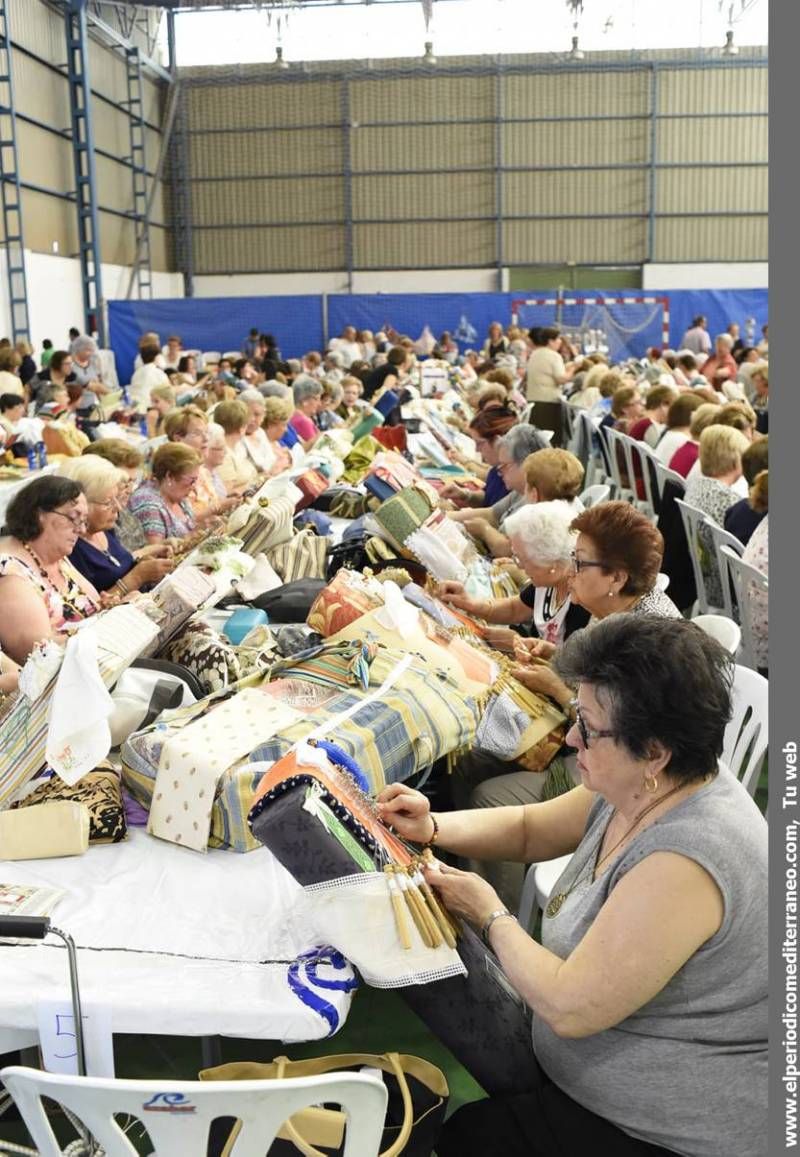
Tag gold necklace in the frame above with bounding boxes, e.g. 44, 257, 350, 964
545, 781, 687, 918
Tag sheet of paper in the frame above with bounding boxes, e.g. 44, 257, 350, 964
37, 999, 115, 1078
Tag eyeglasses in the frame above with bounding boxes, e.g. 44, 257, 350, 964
90, 495, 121, 510
570, 552, 608, 573
570, 699, 616, 749
51, 509, 88, 532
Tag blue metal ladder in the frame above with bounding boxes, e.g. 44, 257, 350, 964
125, 44, 152, 299
0, 0, 29, 343
64, 0, 106, 347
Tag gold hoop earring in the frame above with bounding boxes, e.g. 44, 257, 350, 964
643, 773, 659, 794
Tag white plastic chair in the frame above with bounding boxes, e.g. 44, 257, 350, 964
674, 498, 722, 615
692, 613, 742, 655
201, 351, 222, 368
655, 572, 670, 592
517, 662, 768, 932
622, 435, 659, 522
1, 1066, 388, 1157
601, 427, 635, 504
576, 410, 612, 490
652, 459, 686, 501
577, 483, 611, 509
704, 521, 744, 619
719, 545, 768, 672
723, 664, 769, 796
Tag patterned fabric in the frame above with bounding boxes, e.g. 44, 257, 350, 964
162, 621, 242, 695
233, 494, 295, 556
0, 553, 100, 628
121, 648, 479, 852
372, 486, 436, 553
268, 528, 328, 582
306, 570, 383, 637
684, 474, 741, 609
15, 766, 126, 843
293, 470, 330, 511
115, 507, 147, 553
129, 479, 196, 540
340, 435, 382, 485
149, 689, 301, 851
268, 639, 376, 692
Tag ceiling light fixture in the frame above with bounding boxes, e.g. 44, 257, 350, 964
569, 35, 584, 60
722, 29, 739, 55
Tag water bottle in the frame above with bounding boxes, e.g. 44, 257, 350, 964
36, 441, 47, 469
138, 414, 148, 437
121, 385, 131, 406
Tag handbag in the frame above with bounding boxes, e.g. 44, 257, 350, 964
199, 1052, 449, 1157
372, 425, 408, 453
268, 529, 329, 583
14, 765, 127, 844
294, 469, 330, 512
306, 569, 384, 637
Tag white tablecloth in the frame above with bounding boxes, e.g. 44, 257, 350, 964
0, 464, 57, 525
0, 829, 355, 1048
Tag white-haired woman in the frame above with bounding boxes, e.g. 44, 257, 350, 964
438, 502, 590, 653
238, 388, 277, 473
61, 455, 173, 598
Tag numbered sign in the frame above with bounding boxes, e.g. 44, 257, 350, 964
37, 998, 115, 1078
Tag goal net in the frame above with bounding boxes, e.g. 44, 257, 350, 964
511, 296, 671, 363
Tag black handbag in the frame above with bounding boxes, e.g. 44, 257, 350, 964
247, 579, 328, 622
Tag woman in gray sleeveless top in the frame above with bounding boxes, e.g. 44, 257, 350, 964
378, 615, 767, 1157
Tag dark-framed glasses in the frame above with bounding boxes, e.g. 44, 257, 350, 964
570, 552, 608, 573
51, 509, 88, 532
570, 699, 616, 749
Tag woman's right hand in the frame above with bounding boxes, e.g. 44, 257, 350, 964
375, 784, 434, 845
513, 637, 557, 664
436, 581, 477, 613
131, 557, 173, 588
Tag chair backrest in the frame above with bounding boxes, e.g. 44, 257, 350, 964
692, 613, 742, 655
655, 571, 670, 592
704, 521, 744, 619
653, 459, 687, 500
202, 351, 222, 367
601, 426, 633, 501
1, 1066, 388, 1157
578, 483, 611, 509
624, 435, 659, 521
722, 664, 769, 795
674, 498, 716, 614
720, 545, 768, 671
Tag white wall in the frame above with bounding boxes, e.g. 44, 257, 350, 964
193, 268, 501, 298
0, 249, 184, 354
643, 263, 768, 290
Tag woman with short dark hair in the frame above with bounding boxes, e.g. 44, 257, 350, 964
0, 475, 101, 661
380, 615, 767, 1157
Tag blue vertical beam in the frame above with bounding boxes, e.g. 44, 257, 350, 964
64, 0, 106, 345
168, 6, 193, 297
341, 77, 354, 293
647, 64, 659, 264
125, 45, 152, 297
0, 0, 29, 342
494, 56, 503, 289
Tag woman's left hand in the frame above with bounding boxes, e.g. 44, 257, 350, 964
423, 861, 503, 928
136, 543, 174, 561
511, 662, 571, 706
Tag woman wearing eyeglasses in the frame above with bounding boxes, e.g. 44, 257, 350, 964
59, 456, 174, 600
378, 615, 767, 1157
0, 475, 102, 663
511, 502, 680, 707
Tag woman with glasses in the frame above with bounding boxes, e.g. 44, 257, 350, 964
379, 615, 767, 1157
82, 439, 147, 553
59, 456, 174, 598
0, 475, 101, 662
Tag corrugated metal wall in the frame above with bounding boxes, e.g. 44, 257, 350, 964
5, 0, 170, 271
178, 47, 767, 277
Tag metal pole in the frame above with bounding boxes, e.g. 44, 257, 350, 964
647, 64, 659, 265
494, 55, 503, 291
64, 0, 106, 345
0, 0, 30, 343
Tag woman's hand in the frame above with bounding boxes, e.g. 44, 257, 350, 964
423, 861, 502, 929
464, 517, 490, 543
130, 556, 174, 588
436, 581, 479, 614
135, 543, 174, 562
511, 662, 571, 707
375, 783, 434, 845
513, 637, 557, 664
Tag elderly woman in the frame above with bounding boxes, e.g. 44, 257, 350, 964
666, 402, 721, 477
442, 405, 517, 508
213, 399, 260, 492
261, 394, 294, 474
82, 439, 146, 552
523, 447, 584, 513
684, 402, 756, 487
146, 385, 177, 439
379, 615, 767, 1157
449, 425, 551, 557
653, 392, 706, 465
70, 335, 108, 397
61, 456, 173, 596
290, 376, 323, 450
0, 476, 101, 662
439, 502, 590, 653
129, 443, 202, 543
750, 361, 768, 434
742, 472, 768, 672
238, 388, 277, 473
724, 436, 768, 545
684, 424, 751, 608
